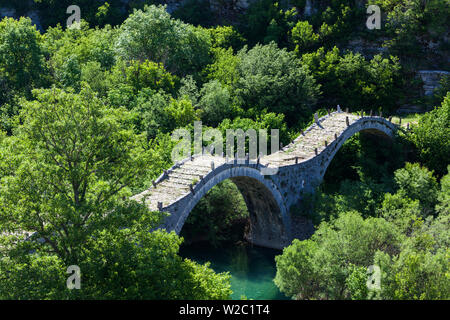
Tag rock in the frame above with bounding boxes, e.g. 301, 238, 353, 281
345, 38, 388, 59
0, 7, 42, 32
417, 70, 450, 96
304, 0, 313, 16
0, 7, 16, 19
397, 105, 424, 115
26, 10, 42, 31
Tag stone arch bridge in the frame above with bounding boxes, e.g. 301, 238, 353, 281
132, 110, 399, 249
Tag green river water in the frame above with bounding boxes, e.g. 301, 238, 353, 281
179, 242, 289, 300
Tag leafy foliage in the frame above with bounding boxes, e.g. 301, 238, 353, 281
240, 0, 298, 47
375, 213, 450, 300
409, 93, 450, 177
301, 46, 402, 113
234, 42, 319, 126
198, 80, 239, 127
369, 0, 450, 68
0, 86, 150, 260
393, 163, 439, 216
0, 0, 448, 301
274, 211, 401, 300
116, 5, 212, 77
0, 85, 231, 299
0, 17, 46, 100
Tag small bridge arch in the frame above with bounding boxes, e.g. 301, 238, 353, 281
316, 118, 398, 182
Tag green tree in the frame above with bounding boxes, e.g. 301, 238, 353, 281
380, 193, 422, 234
44, 22, 117, 90
166, 97, 199, 129
0, 17, 46, 103
345, 264, 370, 300
0, 86, 150, 262
33, 0, 126, 29
198, 80, 239, 127
241, 0, 297, 47
436, 166, 450, 215
291, 20, 320, 54
77, 227, 231, 299
116, 5, 211, 76
234, 42, 319, 125
107, 59, 178, 95
178, 75, 200, 106
273, 239, 321, 300
0, 85, 231, 299
313, 4, 358, 48
133, 92, 200, 140
375, 248, 449, 300
409, 93, 450, 177
0, 252, 69, 299
370, 0, 449, 67
205, 47, 241, 88
208, 26, 246, 51
375, 214, 450, 300
218, 112, 290, 148
393, 163, 439, 216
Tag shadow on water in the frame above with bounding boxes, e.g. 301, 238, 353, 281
179, 241, 289, 300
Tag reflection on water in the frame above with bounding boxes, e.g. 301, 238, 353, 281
179, 242, 289, 300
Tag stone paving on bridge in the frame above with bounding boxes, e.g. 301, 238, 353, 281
261, 112, 360, 167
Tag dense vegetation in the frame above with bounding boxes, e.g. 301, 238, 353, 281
0, 1, 448, 299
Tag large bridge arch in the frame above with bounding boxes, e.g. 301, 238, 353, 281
166, 165, 291, 249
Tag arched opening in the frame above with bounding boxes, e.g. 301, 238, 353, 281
180, 179, 249, 246
178, 174, 289, 300
323, 129, 401, 193
179, 174, 287, 249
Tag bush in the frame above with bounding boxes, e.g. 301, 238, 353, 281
393, 163, 439, 216
409, 93, 450, 177
274, 211, 401, 299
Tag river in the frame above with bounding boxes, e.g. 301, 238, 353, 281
179, 241, 290, 300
